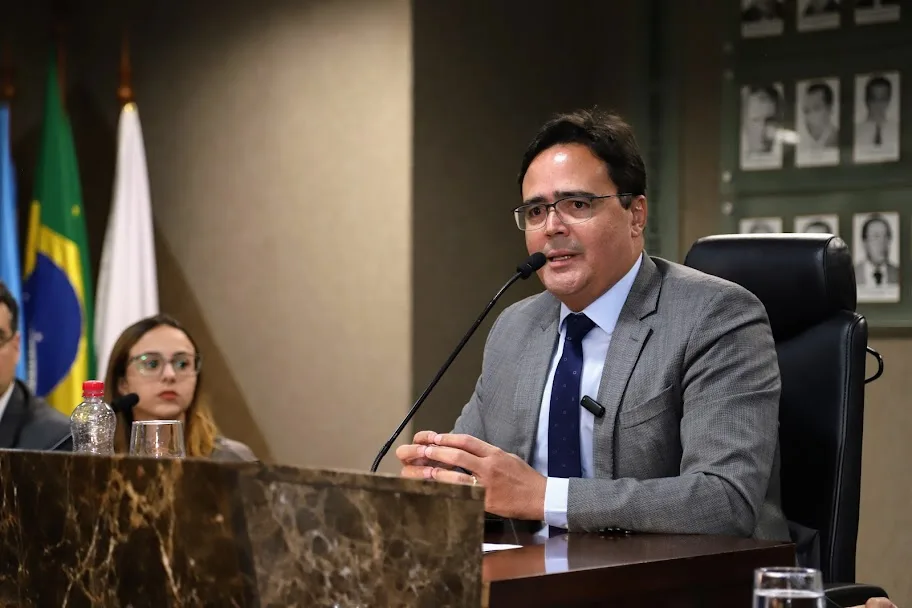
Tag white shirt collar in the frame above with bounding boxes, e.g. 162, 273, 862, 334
558, 252, 644, 335
0, 381, 15, 424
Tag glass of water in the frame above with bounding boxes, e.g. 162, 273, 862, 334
129, 420, 186, 458
754, 567, 824, 607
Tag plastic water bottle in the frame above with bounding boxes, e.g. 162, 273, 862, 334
70, 380, 116, 455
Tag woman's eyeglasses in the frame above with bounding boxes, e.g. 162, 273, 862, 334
128, 352, 202, 377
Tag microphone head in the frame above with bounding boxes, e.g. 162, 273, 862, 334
111, 393, 140, 413
517, 252, 547, 279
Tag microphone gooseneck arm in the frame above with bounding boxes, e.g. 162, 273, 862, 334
370, 253, 545, 473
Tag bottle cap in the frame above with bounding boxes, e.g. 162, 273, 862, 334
82, 380, 104, 398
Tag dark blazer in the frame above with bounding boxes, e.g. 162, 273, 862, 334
0, 380, 72, 451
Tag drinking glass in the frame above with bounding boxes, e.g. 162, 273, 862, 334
129, 420, 186, 458
754, 567, 825, 608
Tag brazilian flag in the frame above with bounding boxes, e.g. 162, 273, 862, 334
23, 55, 94, 415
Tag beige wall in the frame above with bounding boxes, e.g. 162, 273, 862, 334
675, 1, 911, 602
8, 0, 413, 472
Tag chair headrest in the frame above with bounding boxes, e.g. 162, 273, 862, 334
683, 234, 856, 342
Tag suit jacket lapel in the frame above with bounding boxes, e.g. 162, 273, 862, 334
513, 294, 561, 463
0, 382, 28, 449
594, 254, 662, 477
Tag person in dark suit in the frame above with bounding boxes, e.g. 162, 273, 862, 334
855, 214, 900, 287
0, 282, 71, 451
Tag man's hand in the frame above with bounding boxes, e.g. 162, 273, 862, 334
850, 599, 897, 608
399, 432, 546, 521
396, 430, 451, 469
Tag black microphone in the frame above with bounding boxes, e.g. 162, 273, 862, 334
111, 393, 140, 413
370, 252, 547, 473
581, 395, 605, 418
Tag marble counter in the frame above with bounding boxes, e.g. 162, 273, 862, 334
0, 450, 484, 607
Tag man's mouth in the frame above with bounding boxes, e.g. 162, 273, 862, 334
546, 251, 579, 263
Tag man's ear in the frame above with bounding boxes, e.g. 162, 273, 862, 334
630, 195, 648, 237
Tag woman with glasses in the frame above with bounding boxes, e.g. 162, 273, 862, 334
103, 314, 256, 461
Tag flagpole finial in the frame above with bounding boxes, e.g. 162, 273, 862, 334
117, 27, 133, 106
1, 40, 14, 102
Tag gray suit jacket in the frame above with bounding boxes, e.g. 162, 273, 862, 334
453, 254, 789, 540
1, 380, 72, 451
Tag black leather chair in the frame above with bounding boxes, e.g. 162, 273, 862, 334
684, 234, 888, 606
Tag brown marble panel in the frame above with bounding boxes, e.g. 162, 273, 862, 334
0, 451, 484, 607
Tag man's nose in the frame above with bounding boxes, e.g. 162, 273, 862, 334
543, 207, 568, 235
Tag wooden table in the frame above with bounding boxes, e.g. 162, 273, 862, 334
482, 530, 795, 607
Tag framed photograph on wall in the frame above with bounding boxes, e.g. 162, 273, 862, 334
739, 216, 784, 233
795, 78, 840, 167
740, 83, 785, 170
797, 0, 841, 32
795, 213, 839, 235
855, 0, 900, 25
853, 71, 901, 164
853, 211, 901, 303
741, 0, 785, 38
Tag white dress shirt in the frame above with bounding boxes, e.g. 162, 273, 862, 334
0, 381, 14, 425
531, 253, 643, 530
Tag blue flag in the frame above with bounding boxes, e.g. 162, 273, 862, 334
0, 102, 27, 380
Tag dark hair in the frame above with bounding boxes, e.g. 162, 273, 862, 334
865, 76, 892, 102
806, 82, 834, 108
104, 313, 218, 457
517, 108, 647, 206
749, 85, 783, 114
0, 281, 19, 335
862, 214, 892, 241
803, 220, 831, 232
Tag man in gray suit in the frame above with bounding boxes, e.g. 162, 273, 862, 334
397, 109, 788, 541
0, 282, 72, 451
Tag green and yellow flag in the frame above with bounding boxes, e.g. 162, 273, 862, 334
23, 55, 95, 414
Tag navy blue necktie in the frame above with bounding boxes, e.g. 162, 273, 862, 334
548, 313, 596, 479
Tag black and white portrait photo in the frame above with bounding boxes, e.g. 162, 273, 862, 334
741, 0, 785, 38
795, 214, 839, 235
853, 211, 900, 303
796, 78, 841, 167
853, 71, 901, 164
855, 0, 900, 25
740, 83, 785, 170
739, 217, 783, 234
798, 0, 841, 32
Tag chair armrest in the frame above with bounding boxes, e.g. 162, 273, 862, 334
825, 582, 889, 607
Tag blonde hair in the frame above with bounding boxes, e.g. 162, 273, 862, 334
103, 314, 219, 457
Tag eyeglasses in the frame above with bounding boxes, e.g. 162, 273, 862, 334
129, 352, 202, 377
512, 194, 632, 231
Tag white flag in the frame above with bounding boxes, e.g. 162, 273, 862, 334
95, 102, 159, 377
